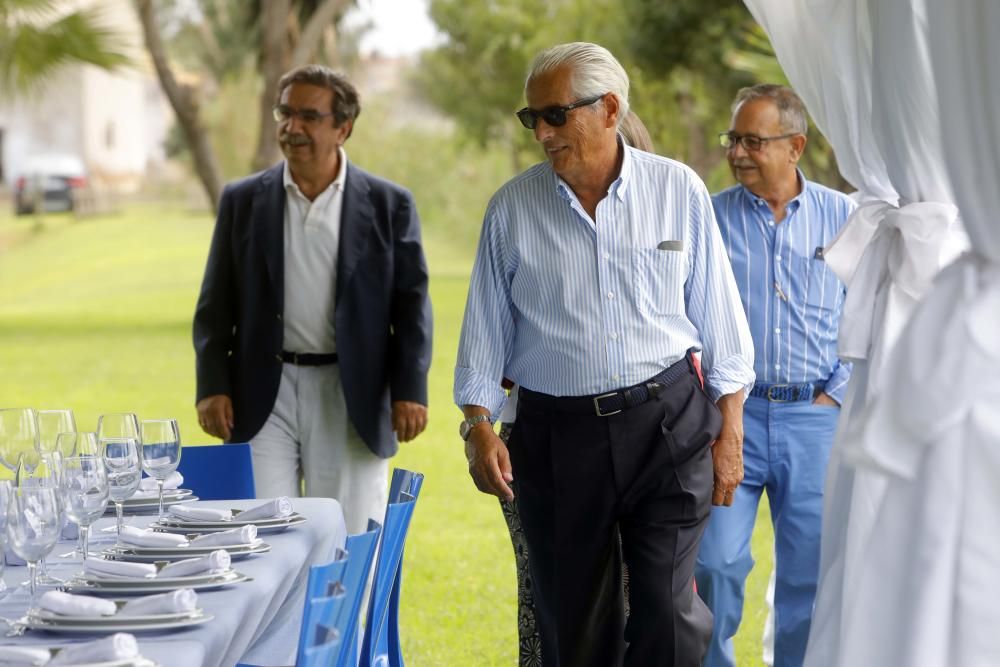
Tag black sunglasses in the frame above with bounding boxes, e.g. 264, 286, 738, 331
515, 94, 606, 129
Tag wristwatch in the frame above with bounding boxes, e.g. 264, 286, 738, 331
459, 415, 491, 441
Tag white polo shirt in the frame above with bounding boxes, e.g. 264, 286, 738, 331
281, 149, 347, 354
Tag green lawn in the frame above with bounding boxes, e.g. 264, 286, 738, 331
0, 204, 773, 664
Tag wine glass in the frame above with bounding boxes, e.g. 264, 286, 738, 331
6, 485, 61, 610
0, 408, 39, 475
60, 454, 110, 568
16, 453, 65, 585
0, 480, 12, 593
36, 409, 76, 458
139, 419, 181, 520
101, 437, 141, 541
97, 413, 140, 442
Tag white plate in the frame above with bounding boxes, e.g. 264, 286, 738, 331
108, 493, 198, 516
149, 513, 306, 534
126, 489, 192, 504
23, 611, 213, 634
103, 541, 270, 562
31, 600, 204, 624
65, 570, 250, 595
0, 651, 157, 667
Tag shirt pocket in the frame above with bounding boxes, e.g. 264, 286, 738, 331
799, 256, 840, 309
633, 248, 688, 317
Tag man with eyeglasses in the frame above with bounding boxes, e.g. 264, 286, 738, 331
455, 42, 755, 666
694, 84, 855, 667
193, 64, 432, 534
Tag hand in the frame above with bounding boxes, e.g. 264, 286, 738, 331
392, 401, 427, 442
813, 391, 839, 407
711, 437, 744, 506
196, 394, 233, 441
465, 425, 514, 501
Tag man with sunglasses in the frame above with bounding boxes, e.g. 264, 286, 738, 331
694, 84, 855, 667
455, 42, 755, 666
193, 64, 432, 535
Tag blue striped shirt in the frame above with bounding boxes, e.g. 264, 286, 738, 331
454, 145, 755, 417
712, 173, 854, 403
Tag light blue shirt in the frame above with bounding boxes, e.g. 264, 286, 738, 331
454, 145, 755, 417
712, 173, 854, 404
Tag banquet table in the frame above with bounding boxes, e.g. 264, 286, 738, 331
0, 497, 347, 667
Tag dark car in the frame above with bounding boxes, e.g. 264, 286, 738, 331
14, 154, 89, 215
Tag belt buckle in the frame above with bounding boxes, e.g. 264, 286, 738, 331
593, 392, 622, 417
766, 384, 792, 403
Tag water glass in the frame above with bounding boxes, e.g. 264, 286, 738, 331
0, 408, 39, 474
139, 419, 181, 520
6, 485, 61, 609
101, 437, 141, 541
60, 455, 110, 566
16, 454, 64, 585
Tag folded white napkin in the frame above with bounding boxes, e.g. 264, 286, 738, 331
118, 525, 189, 548
189, 525, 257, 547
0, 645, 52, 666
119, 589, 197, 616
137, 471, 183, 492
168, 505, 232, 522
84, 558, 157, 580
236, 497, 293, 522
48, 633, 139, 666
38, 591, 116, 617
158, 550, 230, 578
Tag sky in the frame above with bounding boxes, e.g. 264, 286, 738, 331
347, 0, 443, 57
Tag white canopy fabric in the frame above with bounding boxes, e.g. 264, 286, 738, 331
743, 0, 995, 665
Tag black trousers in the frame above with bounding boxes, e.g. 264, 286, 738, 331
510, 360, 721, 667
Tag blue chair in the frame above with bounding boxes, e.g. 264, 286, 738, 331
175, 443, 255, 500
359, 468, 424, 667
335, 520, 382, 667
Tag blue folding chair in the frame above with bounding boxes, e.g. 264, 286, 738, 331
359, 468, 424, 667
175, 443, 255, 500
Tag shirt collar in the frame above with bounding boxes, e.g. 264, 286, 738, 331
552, 136, 631, 203
739, 168, 808, 213
282, 146, 348, 199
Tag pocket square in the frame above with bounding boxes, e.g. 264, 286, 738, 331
657, 240, 684, 251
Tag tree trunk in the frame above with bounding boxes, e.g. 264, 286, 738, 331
135, 0, 223, 213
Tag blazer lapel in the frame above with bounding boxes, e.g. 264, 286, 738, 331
337, 163, 374, 305
253, 164, 286, 308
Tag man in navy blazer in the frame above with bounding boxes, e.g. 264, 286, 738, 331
193, 65, 432, 532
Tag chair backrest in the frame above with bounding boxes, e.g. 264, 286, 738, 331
298, 595, 347, 667
298, 551, 349, 666
336, 520, 382, 667
359, 468, 424, 667
175, 443, 255, 500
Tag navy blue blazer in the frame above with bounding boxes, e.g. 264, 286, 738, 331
193, 162, 432, 458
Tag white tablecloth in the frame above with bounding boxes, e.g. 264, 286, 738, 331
0, 497, 347, 667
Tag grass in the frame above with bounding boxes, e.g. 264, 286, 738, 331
0, 204, 774, 664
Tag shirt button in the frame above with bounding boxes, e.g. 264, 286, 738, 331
774, 364, 780, 370
612, 374, 621, 382
610, 332, 619, 340
603, 252, 610, 260
607, 292, 615, 300
775, 255, 782, 262
768, 220, 775, 226
774, 327, 781, 334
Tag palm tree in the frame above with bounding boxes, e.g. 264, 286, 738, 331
0, 0, 129, 94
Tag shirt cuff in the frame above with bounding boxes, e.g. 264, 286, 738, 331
454, 366, 507, 418
704, 354, 756, 403
823, 364, 853, 405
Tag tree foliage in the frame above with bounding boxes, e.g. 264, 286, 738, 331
0, 0, 129, 95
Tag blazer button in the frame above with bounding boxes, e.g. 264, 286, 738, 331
276, 313, 282, 321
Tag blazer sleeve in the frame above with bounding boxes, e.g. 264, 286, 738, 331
387, 192, 432, 406
193, 185, 237, 403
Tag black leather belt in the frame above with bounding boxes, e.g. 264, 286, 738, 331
280, 351, 338, 366
749, 382, 822, 402
520, 352, 696, 417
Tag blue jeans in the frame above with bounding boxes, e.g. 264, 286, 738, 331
695, 397, 839, 667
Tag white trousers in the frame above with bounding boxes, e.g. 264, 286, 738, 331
249, 363, 388, 535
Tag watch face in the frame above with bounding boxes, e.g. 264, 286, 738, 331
459, 420, 471, 440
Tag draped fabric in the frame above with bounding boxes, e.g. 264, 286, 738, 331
742, 0, 995, 665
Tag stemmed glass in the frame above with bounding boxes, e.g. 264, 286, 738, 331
6, 484, 61, 610
97, 413, 140, 443
0, 408, 39, 475
15, 454, 64, 585
0, 481, 11, 593
139, 419, 182, 520
100, 437, 141, 541
60, 452, 110, 568
36, 410, 76, 458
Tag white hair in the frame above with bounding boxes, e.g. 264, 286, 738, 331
525, 42, 630, 127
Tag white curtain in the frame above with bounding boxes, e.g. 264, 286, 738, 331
741, 0, 979, 665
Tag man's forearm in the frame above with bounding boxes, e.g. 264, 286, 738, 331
716, 391, 745, 440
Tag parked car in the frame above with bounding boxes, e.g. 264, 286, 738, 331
14, 154, 89, 215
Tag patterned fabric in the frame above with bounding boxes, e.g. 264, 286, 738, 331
455, 144, 755, 417
499, 422, 630, 666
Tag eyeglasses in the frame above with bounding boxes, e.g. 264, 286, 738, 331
515, 94, 606, 130
272, 105, 336, 124
719, 131, 799, 152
